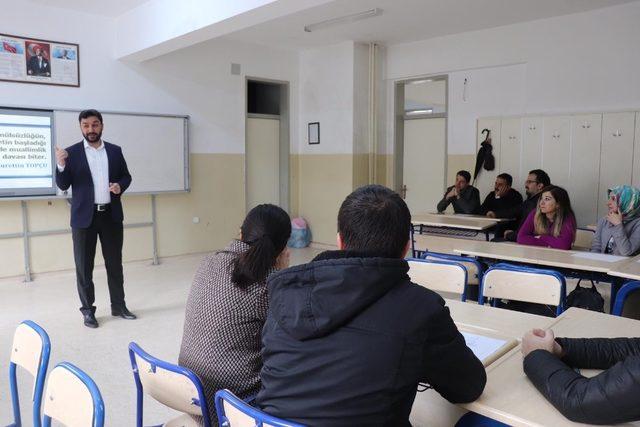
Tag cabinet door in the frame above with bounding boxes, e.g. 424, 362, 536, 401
521, 117, 543, 188
632, 112, 640, 188
542, 116, 571, 188
598, 112, 636, 219
569, 114, 602, 226
475, 118, 501, 197
500, 118, 523, 190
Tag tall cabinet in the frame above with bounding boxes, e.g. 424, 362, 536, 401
477, 110, 638, 226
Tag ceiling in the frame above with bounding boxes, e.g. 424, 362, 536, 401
28, 0, 150, 18
222, 0, 638, 49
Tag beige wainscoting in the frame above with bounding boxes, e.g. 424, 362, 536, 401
0, 153, 245, 279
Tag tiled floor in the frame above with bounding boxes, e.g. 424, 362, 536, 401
0, 245, 324, 426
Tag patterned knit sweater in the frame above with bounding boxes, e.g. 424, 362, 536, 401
179, 240, 270, 423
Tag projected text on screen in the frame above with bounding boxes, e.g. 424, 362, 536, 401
0, 112, 54, 197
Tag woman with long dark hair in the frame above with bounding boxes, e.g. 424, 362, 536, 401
179, 204, 291, 423
517, 185, 576, 250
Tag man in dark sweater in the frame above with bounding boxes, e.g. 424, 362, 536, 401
257, 185, 486, 426
479, 173, 523, 218
495, 169, 551, 241
437, 170, 481, 214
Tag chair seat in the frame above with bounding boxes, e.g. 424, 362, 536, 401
163, 413, 201, 427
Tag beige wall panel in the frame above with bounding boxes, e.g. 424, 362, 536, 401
122, 195, 153, 223
0, 201, 22, 234
156, 153, 245, 257
0, 239, 24, 278
30, 234, 75, 273
376, 154, 389, 187
298, 155, 353, 245
289, 154, 300, 217
447, 155, 475, 187
122, 227, 154, 261
28, 199, 71, 232
352, 153, 370, 189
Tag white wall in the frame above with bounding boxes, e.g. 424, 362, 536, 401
297, 41, 355, 155
0, 0, 299, 156
386, 1, 640, 155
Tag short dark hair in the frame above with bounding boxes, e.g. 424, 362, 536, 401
456, 170, 471, 183
529, 169, 551, 187
78, 109, 103, 124
337, 185, 410, 258
497, 173, 513, 186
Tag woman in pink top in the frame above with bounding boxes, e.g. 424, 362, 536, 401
517, 185, 576, 250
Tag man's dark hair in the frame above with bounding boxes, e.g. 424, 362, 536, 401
456, 170, 471, 183
78, 109, 103, 124
529, 169, 551, 187
497, 173, 513, 186
337, 185, 411, 258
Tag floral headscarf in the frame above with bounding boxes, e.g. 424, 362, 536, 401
609, 185, 640, 220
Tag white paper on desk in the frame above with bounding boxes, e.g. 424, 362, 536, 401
461, 331, 508, 363
572, 252, 628, 263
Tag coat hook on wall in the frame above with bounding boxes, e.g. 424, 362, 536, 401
462, 77, 469, 102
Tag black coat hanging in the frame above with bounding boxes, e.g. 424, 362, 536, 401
473, 128, 495, 182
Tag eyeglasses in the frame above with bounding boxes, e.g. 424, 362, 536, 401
525, 180, 539, 184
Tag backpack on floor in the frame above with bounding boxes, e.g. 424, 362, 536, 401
566, 280, 604, 312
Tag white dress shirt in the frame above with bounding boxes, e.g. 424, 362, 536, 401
57, 139, 111, 204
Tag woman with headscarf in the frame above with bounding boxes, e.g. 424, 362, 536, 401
591, 185, 640, 256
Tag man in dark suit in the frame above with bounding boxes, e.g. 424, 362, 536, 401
56, 109, 136, 328
27, 46, 51, 76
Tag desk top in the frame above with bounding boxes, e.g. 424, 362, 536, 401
425, 212, 514, 223
608, 256, 640, 280
464, 308, 640, 427
412, 214, 497, 231
446, 299, 554, 339
453, 240, 630, 273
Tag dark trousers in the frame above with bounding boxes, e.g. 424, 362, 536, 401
72, 208, 126, 315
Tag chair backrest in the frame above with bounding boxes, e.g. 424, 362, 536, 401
128, 342, 211, 427
215, 389, 305, 427
42, 362, 104, 427
408, 258, 468, 299
480, 263, 566, 316
423, 251, 484, 286
573, 228, 595, 250
9, 320, 51, 427
612, 281, 640, 317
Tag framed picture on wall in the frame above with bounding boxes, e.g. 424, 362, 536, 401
0, 33, 80, 87
308, 122, 320, 145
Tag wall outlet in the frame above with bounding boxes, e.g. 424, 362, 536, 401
192, 216, 200, 224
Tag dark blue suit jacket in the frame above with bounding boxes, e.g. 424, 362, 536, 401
56, 141, 132, 228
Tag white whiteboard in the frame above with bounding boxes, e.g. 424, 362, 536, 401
54, 111, 188, 194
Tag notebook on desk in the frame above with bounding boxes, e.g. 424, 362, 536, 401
458, 328, 518, 367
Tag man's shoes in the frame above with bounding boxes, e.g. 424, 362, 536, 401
111, 306, 137, 320
83, 313, 99, 328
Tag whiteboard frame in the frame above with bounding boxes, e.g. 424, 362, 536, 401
0, 105, 190, 200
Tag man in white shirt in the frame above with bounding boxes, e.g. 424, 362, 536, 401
56, 109, 135, 328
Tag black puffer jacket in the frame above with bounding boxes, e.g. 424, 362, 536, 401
256, 250, 486, 427
524, 337, 640, 424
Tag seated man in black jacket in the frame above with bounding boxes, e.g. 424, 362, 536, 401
480, 173, 523, 218
437, 170, 481, 214
493, 169, 551, 241
522, 328, 640, 425
257, 185, 487, 426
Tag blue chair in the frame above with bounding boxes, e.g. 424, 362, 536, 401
612, 281, 640, 316
408, 258, 468, 300
479, 263, 566, 316
215, 389, 305, 427
423, 251, 485, 302
128, 342, 212, 427
7, 320, 50, 427
42, 362, 104, 427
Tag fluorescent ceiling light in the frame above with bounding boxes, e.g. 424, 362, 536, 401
304, 8, 383, 33
406, 109, 434, 115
